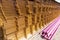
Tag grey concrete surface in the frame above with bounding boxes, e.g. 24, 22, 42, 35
20, 20, 60, 40
29, 22, 60, 40
29, 26, 60, 40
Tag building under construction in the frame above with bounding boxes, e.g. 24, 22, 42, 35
0, 0, 60, 40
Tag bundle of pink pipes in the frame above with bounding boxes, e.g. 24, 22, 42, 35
41, 16, 60, 40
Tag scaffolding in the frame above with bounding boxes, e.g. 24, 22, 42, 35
0, 0, 60, 40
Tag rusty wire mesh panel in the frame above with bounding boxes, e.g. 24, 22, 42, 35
0, 0, 59, 40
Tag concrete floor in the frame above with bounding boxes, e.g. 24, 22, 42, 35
20, 26, 60, 40
29, 21, 60, 40
20, 20, 60, 40
29, 26, 60, 40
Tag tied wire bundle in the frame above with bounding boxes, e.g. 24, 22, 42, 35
41, 16, 60, 40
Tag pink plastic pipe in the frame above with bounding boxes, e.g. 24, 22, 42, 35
42, 22, 57, 39
44, 21, 60, 40
47, 24, 60, 40
41, 18, 60, 37
42, 22, 59, 39
42, 16, 57, 36
44, 18, 60, 39
49, 25, 60, 40
45, 23, 60, 40
42, 16, 60, 31
42, 16, 60, 34
47, 20, 60, 39
47, 18, 60, 37
42, 18, 57, 36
